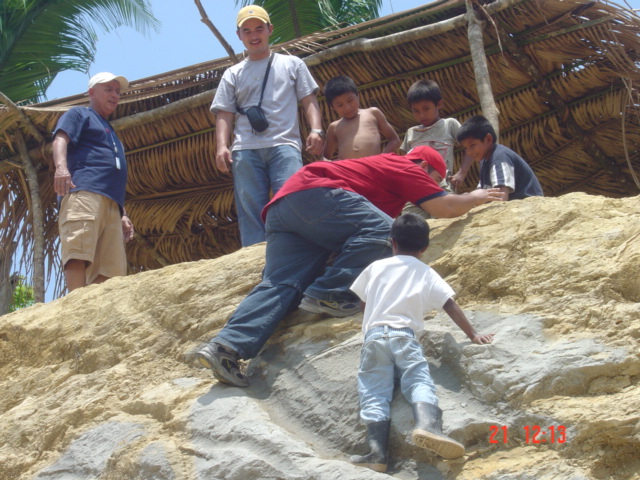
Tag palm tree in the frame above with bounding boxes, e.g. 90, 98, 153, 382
0, 0, 159, 104
234, 0, 382, 44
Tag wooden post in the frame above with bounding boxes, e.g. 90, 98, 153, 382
15, 131, 45, 303
465, 0, 500, 138
0, 244, 14, 315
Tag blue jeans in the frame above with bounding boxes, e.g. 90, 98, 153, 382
213, 188, 393, 359
231, 145, 303, 247
358, 326, 439, 424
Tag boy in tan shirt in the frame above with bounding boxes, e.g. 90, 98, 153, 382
322, 75, 400, 160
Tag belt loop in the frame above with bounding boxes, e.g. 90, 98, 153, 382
383, 325, 389, 335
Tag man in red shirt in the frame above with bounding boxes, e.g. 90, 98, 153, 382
196, 146, 502, 387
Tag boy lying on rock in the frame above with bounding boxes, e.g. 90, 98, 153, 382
349, 213, 494, 472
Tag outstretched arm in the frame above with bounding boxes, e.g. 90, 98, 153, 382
442, 298, 494, 344
419, 187, 503, 218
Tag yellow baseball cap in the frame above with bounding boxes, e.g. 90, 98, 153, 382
237, 5, 270, 27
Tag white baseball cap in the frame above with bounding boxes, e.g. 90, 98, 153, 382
88, 72, 129, 90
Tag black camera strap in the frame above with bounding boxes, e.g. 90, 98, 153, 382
238, 54, 273, 114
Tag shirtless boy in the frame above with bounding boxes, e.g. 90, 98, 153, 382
322, 75, 400, 160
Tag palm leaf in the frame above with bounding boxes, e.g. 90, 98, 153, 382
0, 0, 159, 104
234, 0, 382, 44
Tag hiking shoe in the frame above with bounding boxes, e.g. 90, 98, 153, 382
299, 295, 360, 317
196, 342, 249, 387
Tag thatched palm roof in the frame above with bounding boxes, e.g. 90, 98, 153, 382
1, 0, 639, 296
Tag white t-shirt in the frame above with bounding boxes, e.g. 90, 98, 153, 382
211, 53, 319, 151
350, 255, 454, 334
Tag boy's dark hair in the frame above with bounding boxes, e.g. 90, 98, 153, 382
456, 115, 497, 143
324, 75, 358, 106
391, 213, 430, 252
406, 79, 442, 106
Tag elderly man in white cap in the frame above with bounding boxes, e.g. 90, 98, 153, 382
211, 4, 324, 247
52, 72, 135, 293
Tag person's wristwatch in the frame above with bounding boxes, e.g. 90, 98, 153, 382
310, 129, 325, 138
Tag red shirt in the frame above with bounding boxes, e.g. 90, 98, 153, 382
263, 151, 446, 221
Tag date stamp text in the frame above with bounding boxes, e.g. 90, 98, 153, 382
489, 425, 567, 444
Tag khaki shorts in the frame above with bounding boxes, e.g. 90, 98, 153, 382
59, 191, 126, 284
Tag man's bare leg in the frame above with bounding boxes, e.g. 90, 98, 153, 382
64, 259, 87, 292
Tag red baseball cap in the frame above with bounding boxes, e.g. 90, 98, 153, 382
405, 145, 447, 179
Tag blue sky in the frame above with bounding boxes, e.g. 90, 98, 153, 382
46, 0, 431, 100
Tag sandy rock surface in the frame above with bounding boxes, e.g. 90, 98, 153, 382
1, 193, 639, 480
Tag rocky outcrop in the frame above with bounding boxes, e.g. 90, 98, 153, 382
1, 193, 639, 479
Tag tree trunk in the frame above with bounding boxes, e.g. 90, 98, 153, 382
465, 0, 500, 138
15, 131, 45, 303
0, 244, 14, 315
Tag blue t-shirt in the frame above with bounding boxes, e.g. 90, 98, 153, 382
53, 106, 127, 208
478, 144, 543, 200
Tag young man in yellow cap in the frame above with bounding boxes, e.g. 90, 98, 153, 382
211, 5, 324, 247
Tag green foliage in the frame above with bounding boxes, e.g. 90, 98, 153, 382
10, 275, 35, 312
235, 0, 382, 44
0, 0, 159, 104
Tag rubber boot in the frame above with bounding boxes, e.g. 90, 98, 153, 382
412, 402, 465, 459
350, 420, 390, 473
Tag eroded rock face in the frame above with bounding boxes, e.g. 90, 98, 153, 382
1, 193, 639, 480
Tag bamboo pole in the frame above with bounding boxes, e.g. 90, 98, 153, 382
303, 0, 523, 66
0, 89, 215, 174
